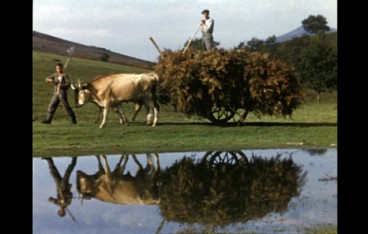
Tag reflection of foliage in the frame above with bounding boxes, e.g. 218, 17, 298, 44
175, 225, 215, 234
302, 148, 327, 156
158, 154, 306, 227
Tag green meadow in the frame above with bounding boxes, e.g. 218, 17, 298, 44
33, 51, 337, 157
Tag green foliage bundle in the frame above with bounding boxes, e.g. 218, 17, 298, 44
158, 154, 306, 227
155, 49, 304, 123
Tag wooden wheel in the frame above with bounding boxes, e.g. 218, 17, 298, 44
206, 107, 236, 124
202, 151, 248, 167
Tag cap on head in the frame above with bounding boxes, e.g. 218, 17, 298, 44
58, 208, 66, 217
201, 9, 209, 14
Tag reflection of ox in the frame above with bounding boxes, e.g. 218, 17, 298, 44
71, 73, 159, 128
76, 154, 160, 205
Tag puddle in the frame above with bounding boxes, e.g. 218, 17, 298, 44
33, 149, 337, 233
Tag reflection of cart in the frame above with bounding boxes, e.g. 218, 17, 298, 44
202, 151, 248, 166
158, 150, 305, 231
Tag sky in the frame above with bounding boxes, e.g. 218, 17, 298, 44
33, 0, 337, 62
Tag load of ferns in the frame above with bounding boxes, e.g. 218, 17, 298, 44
155, 48, 305, 123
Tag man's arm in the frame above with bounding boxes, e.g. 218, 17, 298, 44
201, 19, 214, 33
45, 74, 56, 83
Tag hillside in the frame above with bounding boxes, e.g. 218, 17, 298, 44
32, 31, 155, 69
276, 26, 337, 43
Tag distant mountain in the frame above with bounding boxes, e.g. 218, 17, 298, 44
32, 31, 155, 69
276, 26, 337, 43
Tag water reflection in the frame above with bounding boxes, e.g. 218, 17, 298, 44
77, 154, 160, 205
43, 157, 77, 219
33, 149, 337, 234
301, 148, 328, 156
158, 152, 306, 228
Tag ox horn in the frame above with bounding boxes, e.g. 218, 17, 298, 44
77, 79, 81, 88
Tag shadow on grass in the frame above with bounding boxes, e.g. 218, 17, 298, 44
158, 122, 337, 127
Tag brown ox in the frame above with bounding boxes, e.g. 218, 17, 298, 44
76, 154, 160, 205
94, 101, 145, 125
71, 73, 159, 128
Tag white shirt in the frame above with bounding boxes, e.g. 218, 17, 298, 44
201, 18, 214, 34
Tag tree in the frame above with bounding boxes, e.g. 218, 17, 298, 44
264, 35, 277, 48
246, 37, 265, 52
234, 41, 246, 50
297, 33, 337, 102
99, 52, 110, 62
271, 35, 311, 69
302, 15, 330, 34
235, 36, 278, 55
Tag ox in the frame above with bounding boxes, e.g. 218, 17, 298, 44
71, 73, 159, 128
76, 154, 160, 205
94, 101, 144, 125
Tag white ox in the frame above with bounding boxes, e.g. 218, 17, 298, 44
76, 154, 160, 205
71, 73, 159, 128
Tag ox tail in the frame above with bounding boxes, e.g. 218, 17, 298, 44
151, 74, 159, 101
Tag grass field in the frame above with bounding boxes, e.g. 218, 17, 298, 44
33, 51, 337, 157
305, 225, 337, 234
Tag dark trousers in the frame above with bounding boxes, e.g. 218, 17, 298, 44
46, 157, 77, 191
46, 88, 76, 123
202, 33, 214, 51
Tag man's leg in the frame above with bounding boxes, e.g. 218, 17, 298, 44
60, 157, 77, 191
202, 38, 207, 51
42, 157, 62, 187
59, 90, 77, 124
42, 95, 60, 124
202, 33, 214, 51
63, 157, 77, 182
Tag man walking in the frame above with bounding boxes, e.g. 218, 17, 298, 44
200, 9, 215, 51
42, 63, 77, 124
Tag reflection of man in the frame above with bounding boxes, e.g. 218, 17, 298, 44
43, 157, 77, 217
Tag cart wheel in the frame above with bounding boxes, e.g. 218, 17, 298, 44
207, 107, 236, 124
202, 151, 248, 167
